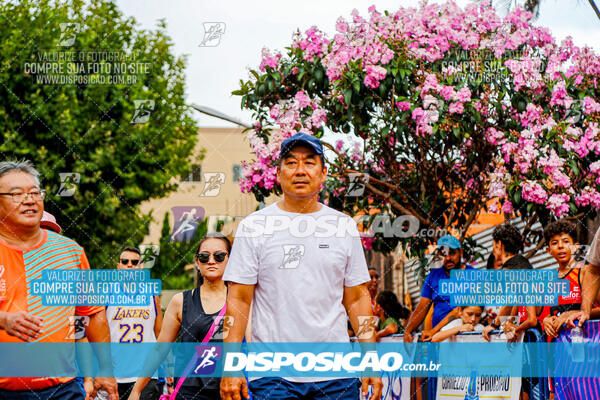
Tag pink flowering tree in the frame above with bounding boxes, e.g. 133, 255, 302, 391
234, 1, 600, 259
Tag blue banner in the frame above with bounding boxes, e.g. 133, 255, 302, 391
440, 269, 570, 306
29, 269, 161, 306
0, 341, 599, 378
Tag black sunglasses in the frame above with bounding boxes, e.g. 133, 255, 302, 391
120, 258, 140, 266
196, 251, 228, 264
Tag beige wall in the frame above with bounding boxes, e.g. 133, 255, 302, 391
140, 126, 276, 244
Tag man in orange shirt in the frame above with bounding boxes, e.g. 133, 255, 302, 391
0, 160, 118, 399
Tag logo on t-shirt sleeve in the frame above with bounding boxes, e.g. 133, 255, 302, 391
281, 245, 305, 269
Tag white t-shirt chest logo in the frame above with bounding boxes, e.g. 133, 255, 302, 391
280, 244, 305, 269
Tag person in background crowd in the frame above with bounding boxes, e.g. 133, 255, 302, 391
431, 305, 484, 343
541, 220, 591, 337
0, 160, 117, 400
483, 224, 538, 342
40, 211, 97, 397
567, 223, 600, 327
107, 246, 163, 400
367, 267, 380, 312
374, 290, 410, 340
491, 224, 530, 270
404, 235, 474, 343
485, 224, 541, 400
40, 211, 62, 234
347, 267, 380, 338
482, 253, 503, 325
129, 233, 232, 400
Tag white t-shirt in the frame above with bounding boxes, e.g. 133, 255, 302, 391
223, 202, 370, 344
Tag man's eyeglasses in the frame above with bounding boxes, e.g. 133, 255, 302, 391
0, 190, 46, 203
120, 258, 140, 266
196, 251, 228, 264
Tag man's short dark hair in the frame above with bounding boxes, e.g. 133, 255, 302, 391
543, 219, 578, 245
121, 246, 141, 256
492, 224, 523, 255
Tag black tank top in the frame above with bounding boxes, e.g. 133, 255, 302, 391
177, 287, 225, 396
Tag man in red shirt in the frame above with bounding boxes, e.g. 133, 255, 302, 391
0, 160, 118, 399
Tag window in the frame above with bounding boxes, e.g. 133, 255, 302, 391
232, 164, 242, 182
182, 164, 202, 183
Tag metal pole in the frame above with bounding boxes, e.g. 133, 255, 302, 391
190, 104, 251, 128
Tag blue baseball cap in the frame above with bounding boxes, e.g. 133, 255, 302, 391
279, 132, 324, 159
437, 235, 461, 250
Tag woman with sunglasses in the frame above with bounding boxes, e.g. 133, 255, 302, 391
129, 232, 231, 400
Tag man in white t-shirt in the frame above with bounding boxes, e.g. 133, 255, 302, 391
220, 132, 383, 400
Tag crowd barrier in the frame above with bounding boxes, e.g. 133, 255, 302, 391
362, 319, 600, 400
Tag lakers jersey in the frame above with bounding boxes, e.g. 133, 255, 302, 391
106, 294, 158, 383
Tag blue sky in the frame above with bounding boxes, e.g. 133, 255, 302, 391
115, 0, 600, 128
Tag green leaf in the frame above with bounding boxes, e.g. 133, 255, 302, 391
569, 160, 579, 176
569, 203, 578, 215
315, 68, 323, 83
343, 88, 353, 105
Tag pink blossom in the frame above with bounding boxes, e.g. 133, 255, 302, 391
309, 108, 328, 128
411, 107, 426, 123
396, 101, 410, 111
575, 187, 600, 208
547, 193, 570, 217
350, 142, 362, 162
486, 128, 505, 146
583, 96, 600, 114
439, 86, 455, 101
259, 48, 281, 72
361, 236, 375, 250
551, 171, 571, 188
537, 149, 564, 175
335, 139, 344, 152
488, 180, 506, 198
521, 181, 548, 204
448, 102, 464, 114
453, 87, 472, 103
501, 142, 518, 163
590, 161, 600, 174
502, 200, 514, 214
549, 80, 574, 109
294, 91, 311, 109
520, 103, 543, 127
488, 201, 500, 214
364, 65, 387, 89
336, 17, 349, 33
421, 73, 439, 95
270, 104, 281, 120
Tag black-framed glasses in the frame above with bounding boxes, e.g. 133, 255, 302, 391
120, 258, 140, 266
196, 251, 228, 264
0, 189, 46, 203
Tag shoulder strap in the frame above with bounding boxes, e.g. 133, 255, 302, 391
170, 305, 227, 398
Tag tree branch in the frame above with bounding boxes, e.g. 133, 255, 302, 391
460, 196, 484, 242
362, 179, 434, 228
525, 236, 546, 259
